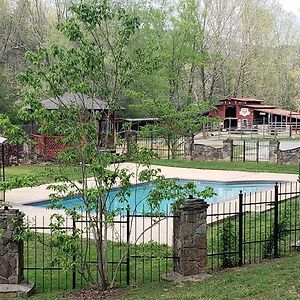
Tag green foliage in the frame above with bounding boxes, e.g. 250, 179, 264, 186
0, 67, 19, 123
136, 98, 212, 135
18, 1, 141, 110
134, 98, 216, 158
16, 0, 216, 290
124, 0, 208, 111
134, 240, 171, 260
0, 114, 27, 144
10, 215, 33, 242
218, 218, 238, 268
48, 214, 80, 271
0, 175, 37, 191
264, 207, 291, 259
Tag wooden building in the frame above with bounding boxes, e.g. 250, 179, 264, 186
209, 98, 300, 131
31, 93, 116, 159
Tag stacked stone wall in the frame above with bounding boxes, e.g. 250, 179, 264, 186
278, 147, 300, 165
269, 141, 300, 165
0, 209, 24, 284
184, 134, 233, 161
192, 144, 223, 161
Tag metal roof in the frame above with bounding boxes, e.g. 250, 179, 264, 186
254, 108, 300, 119
42, 93, 110, 110
243, 104, 276, 109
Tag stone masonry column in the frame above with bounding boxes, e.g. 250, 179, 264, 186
173, 196, 209, 277
0, 208, 24, 284
223, 139, 233, 161
269, 140, 280, 164
184, 133, 194, 160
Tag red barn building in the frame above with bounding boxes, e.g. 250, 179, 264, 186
209, 98, 300, 131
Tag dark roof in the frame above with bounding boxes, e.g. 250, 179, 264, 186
243, 104, 276, 109
122, 118, 159, 122
42, 93, 110, 110
219, 98, 263, 103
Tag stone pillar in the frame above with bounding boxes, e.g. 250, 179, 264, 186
173, 197, 209, 276
125, 130, 137, 156
223, 139, 233, 161
0, 208, 24, 284
269, 140, 280, 164
184, 133, 194, 160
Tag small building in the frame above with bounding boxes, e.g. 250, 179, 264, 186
209, 98, 300, 131
30, 93, 116, 159
116, 118, 159, 133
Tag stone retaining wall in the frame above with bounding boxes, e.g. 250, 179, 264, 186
184, 134, 233, 161
278, 147, 300, 164
185, 137, 300, 165
192, 144, 223, 161
269, 141, 300, 165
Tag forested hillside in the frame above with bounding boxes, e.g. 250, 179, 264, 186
1, 0, 300, 120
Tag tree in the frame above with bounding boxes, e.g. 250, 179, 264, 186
0, 0, 51, 123
123, 0, 209, 116
135, 98, 214, 158
18, 1, 214, 290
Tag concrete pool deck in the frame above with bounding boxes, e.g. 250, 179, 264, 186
5, 162, 298, 216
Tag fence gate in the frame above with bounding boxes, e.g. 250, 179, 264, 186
136, 134, 185, 159
232, 140, 270, 162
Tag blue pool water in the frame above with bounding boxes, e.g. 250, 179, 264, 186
27, 180, 276, 214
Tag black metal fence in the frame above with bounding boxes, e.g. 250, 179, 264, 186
207, 182, 300, 270
232, 140, 270, 162
136, 134, 185, 159
23, 182, 300, 293
23, 207, 177, 293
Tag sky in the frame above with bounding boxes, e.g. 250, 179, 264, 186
279, 0, 300, 16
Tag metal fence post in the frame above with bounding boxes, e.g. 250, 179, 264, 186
274, 183, 279, 258
243, 141, 246, 162
126, 208, 130, 285
256, 140, 259, 163
238, 191, 243, 266
150, 132, 153, 151
167, 133, 171, 160
72, 217, 76, 289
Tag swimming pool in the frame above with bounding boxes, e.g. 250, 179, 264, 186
27, 179, 276, 214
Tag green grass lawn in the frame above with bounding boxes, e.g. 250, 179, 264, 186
23, 233, 173, 294
151, 159, 299, 174
120, 254, 300, 300
5, 160, 298, 188
20, 254, 300, 300
5, 164, 88, 186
